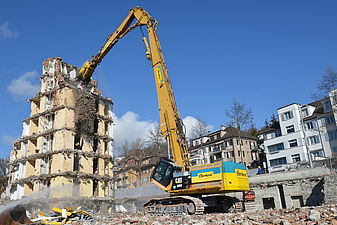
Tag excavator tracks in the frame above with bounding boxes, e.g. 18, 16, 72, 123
143, 196, 205, 216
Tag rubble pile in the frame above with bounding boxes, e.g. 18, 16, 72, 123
75, 204, 336, 225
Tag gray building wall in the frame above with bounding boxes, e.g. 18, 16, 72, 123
249, 167, 330, 210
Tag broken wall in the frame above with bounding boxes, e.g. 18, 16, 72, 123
249, 167, 330, 210
6, 57, 114, 200
324, 173, 337, 204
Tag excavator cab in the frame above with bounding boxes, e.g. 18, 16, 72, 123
151, 158, 179, 188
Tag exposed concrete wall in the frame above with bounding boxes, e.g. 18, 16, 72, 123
324, 174, 337, 204
80, 179, 93, 197
249, 167, 330, 184
53, 130, 74, 150
253, 185, 282, 209
6, 57, 114, 201
250, 168, 330, 210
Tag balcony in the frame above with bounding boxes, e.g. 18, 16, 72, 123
189, 152, 201, 158
210, 148, 221, 154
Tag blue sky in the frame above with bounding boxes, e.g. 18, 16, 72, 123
1, 1, 337, 157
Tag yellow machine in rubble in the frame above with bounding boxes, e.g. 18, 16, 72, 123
79, 6, 249, 215
31, 207, 93, 224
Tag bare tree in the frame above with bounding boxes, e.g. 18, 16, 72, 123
125, 138, 159, 187
147, 123, 168, 160
313, 66, 337, 100
116, 135, 166, 188
147, 123, 165, 149
189, 119, 209, 140
225, 101, 254, 131
225, 101, 254, 163
115, 141, 130, 188
120, 140, 130, 157
130, 138, 146, 151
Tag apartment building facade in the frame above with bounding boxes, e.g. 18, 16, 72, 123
259, 92, 337, 172
188, 126, 260, 167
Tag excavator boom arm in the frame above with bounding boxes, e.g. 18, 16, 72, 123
79, 7, 190, 170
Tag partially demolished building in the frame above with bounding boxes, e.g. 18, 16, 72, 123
7, 57, 114, 200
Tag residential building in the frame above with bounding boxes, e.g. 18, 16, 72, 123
188, 126, 260, 167
6, 58, 114, 200
259, 92, 337, 172
114, 145, 167, 189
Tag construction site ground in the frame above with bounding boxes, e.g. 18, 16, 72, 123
69, 204, 337, 225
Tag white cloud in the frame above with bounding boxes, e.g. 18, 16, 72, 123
8, 71, 40, 99
112, 112, 213, 153
182, 116, 213, 138
0, 22, 18, 39
112, 111, 156, 149
1, 135, 16, 146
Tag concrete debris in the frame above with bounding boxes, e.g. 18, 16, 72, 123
308, 209, 321, 221
73, 204, 337, 225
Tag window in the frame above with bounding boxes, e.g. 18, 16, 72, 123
301, 108, 309, 117
323, 101, 332, 112
224, 152, 232, 158
270, 130, 282, 138
252, 151, 257, 160
268, 143, 284, 153
282, 111, 293, 121
332, 147, 337, 152
289, 139, 298, 147
292, 154, 301, 162
307, 135, 320, 145
275, 130, 281, 137
212, 145, 221, 152
270, 157, 287, 167
286, 125, 295, 133
324, 116, 335, 125
312, 150, 324, 158
305, 121, 316, 130
328, 130, 337, 140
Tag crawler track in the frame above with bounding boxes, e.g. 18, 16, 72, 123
143, 196, 205, 216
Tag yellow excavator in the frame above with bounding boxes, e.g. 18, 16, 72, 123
79, 6, 250, 215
